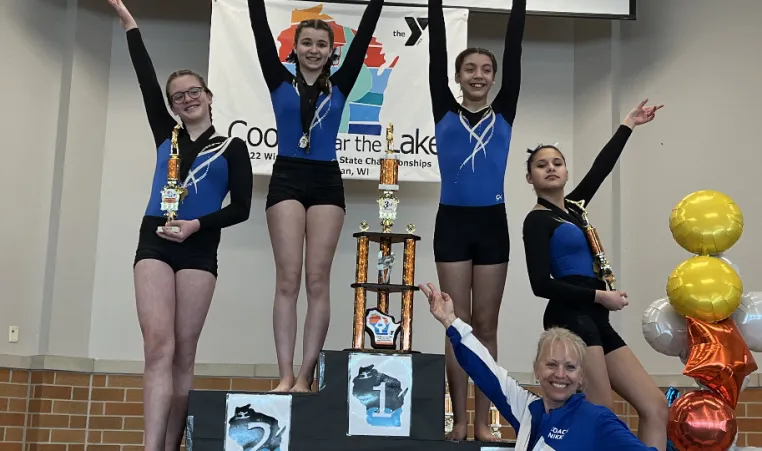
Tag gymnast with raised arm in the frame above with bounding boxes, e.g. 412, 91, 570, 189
427, 0, 526, 441
247, 0, 385, 392
108, 2, 253, 451
420, 282, 659, 451
522, 99, 667, 450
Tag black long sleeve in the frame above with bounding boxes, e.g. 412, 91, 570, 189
126, 28, 177, 147
331, 0, 384, 96
566, 124, 633, 206
491, 0, 526, 125
248, 0, 290, 92
522, 211, 598, 305
196, 138, 253, 231
427, 0, 459, 123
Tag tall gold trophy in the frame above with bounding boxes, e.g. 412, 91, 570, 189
157, 125, 187, 233
567, 199, 616, 290
351, 123, 420, 353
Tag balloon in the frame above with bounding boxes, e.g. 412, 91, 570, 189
666, 255, 742, 323
667, 390, 737, 451
665, 387, 681, 451
732, 291, 762, 352
669, 190, 743, 255
642, 298, 688, 358
682, 317, 758, 408
710, 253, 741, 277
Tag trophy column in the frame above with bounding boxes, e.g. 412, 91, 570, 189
401, 232, 416, 352
352, 233, 370, 349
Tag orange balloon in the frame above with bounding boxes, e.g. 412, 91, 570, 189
683, 317, 758, 408
667, 390, 737, 451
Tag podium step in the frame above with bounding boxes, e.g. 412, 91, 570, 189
186, 350, 515, 451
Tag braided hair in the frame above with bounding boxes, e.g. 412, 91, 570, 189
288, 19, 336, 95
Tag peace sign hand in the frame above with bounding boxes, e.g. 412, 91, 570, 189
624, 98, 664, 128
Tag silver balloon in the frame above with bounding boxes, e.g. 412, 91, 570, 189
642, 298, 688, 358
732, 291, 762, 352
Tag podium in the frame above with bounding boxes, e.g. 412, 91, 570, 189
184, 124, 515, 451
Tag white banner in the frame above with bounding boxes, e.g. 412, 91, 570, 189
208, 0, 469, 181
340, 0, 633, 17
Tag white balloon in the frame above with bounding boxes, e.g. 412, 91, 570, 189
733, 291, 762, 352
642, 298, 688, 358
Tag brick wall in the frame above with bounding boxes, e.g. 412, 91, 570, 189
1, 368, 760, 450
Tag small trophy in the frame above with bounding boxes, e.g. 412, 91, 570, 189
444, 393, 454, 434
567, 199, 616, 290
350, 123, 420, 353
490, 405, 502, 438
157, 125, 186, 233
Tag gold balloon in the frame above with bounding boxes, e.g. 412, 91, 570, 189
667, 256, 742, 323
669, 190, 743, 255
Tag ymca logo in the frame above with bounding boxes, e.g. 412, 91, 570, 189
547, 427, 568, 440
403, 17, 429, 46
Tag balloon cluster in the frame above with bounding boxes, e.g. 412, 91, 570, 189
641, 190, 760, 451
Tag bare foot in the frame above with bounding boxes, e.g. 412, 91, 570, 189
270, 378, 294, 393
445, 422, 467, 441
289, 377, 313, 393
474, 424, 506, 442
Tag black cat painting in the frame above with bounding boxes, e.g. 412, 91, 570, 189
351, 364, 409, 413
227, 403, 286, 451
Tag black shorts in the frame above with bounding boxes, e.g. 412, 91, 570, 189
266, 156, 346, 211
433, 203, 510, 265
543, 278, 626, 355
133, 216, 221, 277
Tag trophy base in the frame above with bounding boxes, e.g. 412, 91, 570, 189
343, 347, 419, 355
157, 226, 181, 233
353, 231, 421, 244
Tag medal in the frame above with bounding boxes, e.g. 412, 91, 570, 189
298, 133, 309, 150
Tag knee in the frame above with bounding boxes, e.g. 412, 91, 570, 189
173, 335, 202, 370
143, 334, 175, 367
305, 268, 330, 301
471, 315, 498, 343
275, 267, 302, 299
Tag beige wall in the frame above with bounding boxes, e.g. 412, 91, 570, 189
1, 0, 759, 377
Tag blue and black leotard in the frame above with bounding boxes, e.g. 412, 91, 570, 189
248, 0, 383, 211
522, 125, 633, 354
127, 28, 253, 275
429, 0, 526, 265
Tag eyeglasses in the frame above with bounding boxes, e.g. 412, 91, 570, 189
169, 87, 205, 104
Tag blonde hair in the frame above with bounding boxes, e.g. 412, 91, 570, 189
534, 327, 587, 371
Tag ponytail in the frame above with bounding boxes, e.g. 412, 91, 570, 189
316, 58, 332, 95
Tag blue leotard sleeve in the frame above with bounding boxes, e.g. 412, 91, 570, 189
330, 0, 384, 97
522, 210, 598, 304
126, 28, 178, 147
491, 0, 526, 126
446, 318, 540, 433
595, 410, 659, 451
248, 0, 292, 92
427, 0, 460, 123
566, 124, 633, 206
195, 138, 253, 231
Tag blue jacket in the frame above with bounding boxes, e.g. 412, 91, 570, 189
446, 318, 658, 450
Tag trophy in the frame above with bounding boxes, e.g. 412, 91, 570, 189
157, 125, 187, 233
567, 199, 616, 290
490, 405, 502, 438
350, 123, 420, 352
444, 393, 453, 434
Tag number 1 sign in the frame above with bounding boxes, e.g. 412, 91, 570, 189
346, 353, 413, 437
